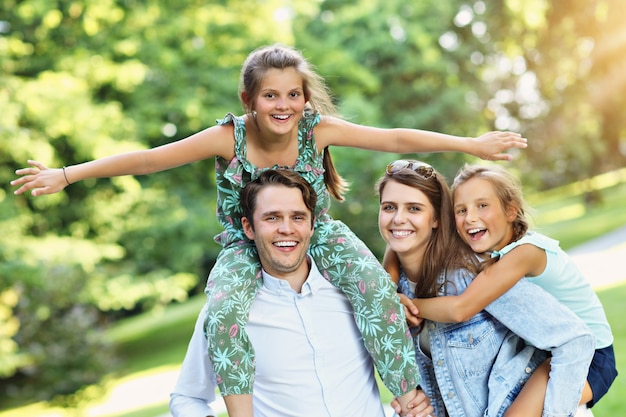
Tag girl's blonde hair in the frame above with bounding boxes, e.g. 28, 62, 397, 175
452, 164, 530, 243
239, 44, 348, 201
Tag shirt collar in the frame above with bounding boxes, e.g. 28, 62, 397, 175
260, 255, 325, 295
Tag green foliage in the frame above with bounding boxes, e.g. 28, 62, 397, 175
479, 0, 626, 187
0, 260, 114, 406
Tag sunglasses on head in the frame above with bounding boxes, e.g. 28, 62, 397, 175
385, 160, 435, 179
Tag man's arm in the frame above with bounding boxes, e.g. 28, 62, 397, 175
169, 304, 219, 417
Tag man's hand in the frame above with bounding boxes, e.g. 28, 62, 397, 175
391, 388, 435, 417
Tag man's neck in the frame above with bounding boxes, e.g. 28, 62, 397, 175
262, 256, 312, 293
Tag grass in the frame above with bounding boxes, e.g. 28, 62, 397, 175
1, 170, 625, 417
528, 168, 626, 249
591, 285, 626, 416
106, 295, 207, 375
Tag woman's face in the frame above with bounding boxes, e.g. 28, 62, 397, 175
379, 179, 438, 258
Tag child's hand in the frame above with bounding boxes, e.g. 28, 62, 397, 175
398, 294, 422, 327
11, 160, 68, 196
471, 131, 527, 161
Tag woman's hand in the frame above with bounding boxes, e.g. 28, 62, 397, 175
11, 160, 69, 196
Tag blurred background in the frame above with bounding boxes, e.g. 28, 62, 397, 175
1, 0, 624, 416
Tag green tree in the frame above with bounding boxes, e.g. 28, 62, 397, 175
476, 0, 626, 189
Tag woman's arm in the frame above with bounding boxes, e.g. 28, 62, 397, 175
314, 116, 528, 161
486, 278, 595, 417
413, 244, 546, 322
12, 124, 235, 196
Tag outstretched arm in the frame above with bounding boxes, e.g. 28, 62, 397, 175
413, 244, 546, 322
11, 124, 234, 196
315, 116, 528, 161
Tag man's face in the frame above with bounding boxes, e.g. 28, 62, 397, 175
242, 184, 314, 279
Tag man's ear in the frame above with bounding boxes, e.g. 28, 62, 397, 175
242, 216, 255, 240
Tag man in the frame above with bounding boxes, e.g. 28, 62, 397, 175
169, 169, 433, 417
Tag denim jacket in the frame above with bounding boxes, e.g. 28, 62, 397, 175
398, 267, 595, 417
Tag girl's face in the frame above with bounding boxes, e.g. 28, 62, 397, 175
453, 177, 516, 254
250, 67, 306, 137
378, 180, 438, 258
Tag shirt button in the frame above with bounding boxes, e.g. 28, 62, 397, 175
447, 391, 455, 399
429, 323, 435, 330
525, 367, 532, 374
437, 360, 444, 366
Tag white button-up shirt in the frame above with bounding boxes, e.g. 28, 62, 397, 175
169, 257, 386, 417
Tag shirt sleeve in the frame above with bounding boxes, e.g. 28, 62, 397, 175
169, 304, 219, 417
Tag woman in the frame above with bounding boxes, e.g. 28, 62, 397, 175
379, 160, 595, 417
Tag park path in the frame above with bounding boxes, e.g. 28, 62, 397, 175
84, 226, 626, 417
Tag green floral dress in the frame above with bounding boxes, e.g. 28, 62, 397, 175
205, 112, 419, 397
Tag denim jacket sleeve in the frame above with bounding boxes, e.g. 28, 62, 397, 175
485, 278, 595, 417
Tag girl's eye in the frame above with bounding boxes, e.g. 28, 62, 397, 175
408, 206, 421, 212
381, 204, 395, 211
290, 91, 301, 98
265, 93, 275, 99
456, 208, 466, 215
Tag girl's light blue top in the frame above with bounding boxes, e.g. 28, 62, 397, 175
493, 231, 613, 348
